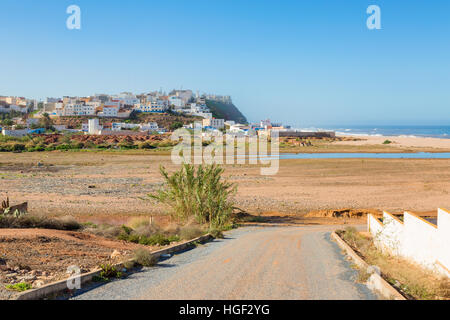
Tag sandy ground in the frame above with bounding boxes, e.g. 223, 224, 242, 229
0, 228, 144, 299
335, 135, 450, 149
0, 150, 449, 219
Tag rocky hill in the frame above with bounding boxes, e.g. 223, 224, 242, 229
205, 100, 247, 124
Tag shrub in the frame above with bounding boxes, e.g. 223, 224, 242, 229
150, 164, 236, 228
383, 140, 392, 145
127, 217, 151, 230
84, 224, 121, 239
179, 225, 205, 240
118, 141, 136, 149
6, 282, 32, 292
0, 214, 81, 231
72, 141, 85, 149
209, 228, 224, 239
96, 264, 122, 281
138, 142, 155, 149
133, 248, 158, 267
11, 143, 25, 152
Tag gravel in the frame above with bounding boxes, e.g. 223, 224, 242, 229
69, 226, 379, 300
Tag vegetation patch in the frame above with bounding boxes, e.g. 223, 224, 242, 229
132, 248, 158, 267
93, 264, 123, 282
336, 227, 450, 300
150, 163, 236, 229
5, 282, 32, 292
0, 214, 81, 231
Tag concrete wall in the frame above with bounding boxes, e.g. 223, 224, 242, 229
2, 129, 29, 137
278, 131, 335, 138
368, 208, 450, 277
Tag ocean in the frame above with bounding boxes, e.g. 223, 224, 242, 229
317, 125, 450, 139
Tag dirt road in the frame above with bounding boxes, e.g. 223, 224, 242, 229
71, 226, 378, 300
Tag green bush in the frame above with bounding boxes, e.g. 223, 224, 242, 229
99, 264, 122, 280
11, 143, 25, 152
6, 282, 32, 292
150, 164, 236, 228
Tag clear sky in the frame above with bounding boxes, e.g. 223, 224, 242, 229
1, 0, 449, 127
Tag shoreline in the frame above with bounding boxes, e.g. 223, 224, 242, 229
334, 134, 450, 150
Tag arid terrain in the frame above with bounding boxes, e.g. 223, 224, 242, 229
1, 139, 449, 221
0, 136, 449, 299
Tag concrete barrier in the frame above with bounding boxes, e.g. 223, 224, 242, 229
331, 232, 406, 300
15, 233, 213, 300
368, 208, 450, 277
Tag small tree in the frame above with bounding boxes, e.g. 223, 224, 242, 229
170, 121, 184, 131
150, 164, 236, 228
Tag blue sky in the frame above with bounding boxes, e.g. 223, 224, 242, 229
1, 0, 449, 127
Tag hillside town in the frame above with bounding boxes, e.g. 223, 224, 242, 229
0, 90, 309, 139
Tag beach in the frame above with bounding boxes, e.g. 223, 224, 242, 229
335, 134, 450, 150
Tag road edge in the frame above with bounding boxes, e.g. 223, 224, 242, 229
15, 233, 213, 300
331, 231, 406, 300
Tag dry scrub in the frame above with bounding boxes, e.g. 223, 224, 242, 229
338, 227, 450, 300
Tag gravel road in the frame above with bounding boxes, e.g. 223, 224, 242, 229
71, 226, 378, 300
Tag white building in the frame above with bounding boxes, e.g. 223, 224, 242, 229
203, 118, 225, 130
140, 122, 159, 132
168, 96, 184, 109
99, 106, 119, 117
9, 105, 28, 113
64, 104, 95, 116
113, 92, 140, 106
88, 119, 102, 135
133, 102, 168, 113
2, 128, 29, 137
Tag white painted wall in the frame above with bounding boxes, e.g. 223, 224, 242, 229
368, 209, 450, 277
437, 209, 450, 276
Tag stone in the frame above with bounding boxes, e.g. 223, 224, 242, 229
110, 250, 121, 259
33, 280, 45, 288
22, 275, 37, 281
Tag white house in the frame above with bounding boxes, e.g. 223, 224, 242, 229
133, 102, 168, 113
168, 96, 184, 109
203, 118, 225, 130
63, 104, 95, 116
140, 122, 159, 132
99, 106, 119, 117
113, 93, 140, 106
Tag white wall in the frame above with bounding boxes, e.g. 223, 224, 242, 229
437, 209, 450, 276
368, 209, 450, 277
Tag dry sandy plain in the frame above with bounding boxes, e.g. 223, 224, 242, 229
1, 136, 449, 224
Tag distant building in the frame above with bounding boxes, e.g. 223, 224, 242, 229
100, 106, 119, 117
63, 104, 95, 116
88, 118, 102, 135
203, 118, 224, 130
